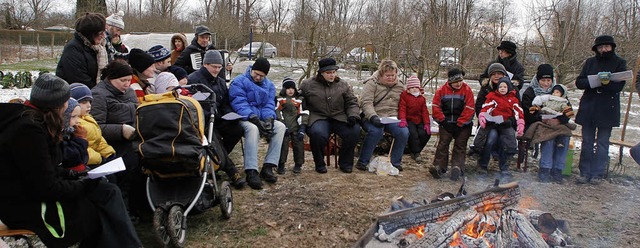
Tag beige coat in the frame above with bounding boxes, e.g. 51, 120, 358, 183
359, 70, 406, 120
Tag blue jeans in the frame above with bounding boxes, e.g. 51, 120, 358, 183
539, 136, 569, 170
358, 121, 409, 167
239, 120, 286, 170
579, 123, 612, 178
307, 119, 360, 169
478, 128, 515, 171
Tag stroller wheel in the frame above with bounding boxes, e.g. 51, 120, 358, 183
168, 205, 187, 247
153, 208, 171, 247
218, 181, 234, 219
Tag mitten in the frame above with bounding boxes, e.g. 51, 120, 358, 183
516, 119, 525, 137
478, 112, 487, 129
512, 80, 520, 87
398, 119, 408, 128
297, 125, 306, 141
562, 106, 574, 117
347, 116, 360, 127
423, 123, 432, 135
122, 124, 136, 140
74, 124, 88, 139
597, 71, 611, 85
529, 105, 541, 114
370, 115, 383, 128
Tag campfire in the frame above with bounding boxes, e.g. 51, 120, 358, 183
355, 180, 570, 248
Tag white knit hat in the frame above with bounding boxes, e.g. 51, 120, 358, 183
155, 72, 179, 94
106, 11, 125, 30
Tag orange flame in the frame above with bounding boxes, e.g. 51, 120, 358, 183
518, 196, 540, 209
450, 231, 465, 247
404, 224, 426, 239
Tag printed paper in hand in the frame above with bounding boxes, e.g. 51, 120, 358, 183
221, 112, 246, 120
541, 114, 561, 119
380, 117, 401, 124
485, 115, 504, 124
587, 70, 634, 88
87, 157, 126, 179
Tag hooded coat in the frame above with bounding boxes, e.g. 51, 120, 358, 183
170, 33, 188, 64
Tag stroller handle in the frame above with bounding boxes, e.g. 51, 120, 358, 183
174, 84, 215, 95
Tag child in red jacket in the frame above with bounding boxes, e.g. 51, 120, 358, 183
398, 76, 431, 162
476, 77, 524, 178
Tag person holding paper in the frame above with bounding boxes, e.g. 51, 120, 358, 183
574, 35, 627, 185
476, 77, 524, 180
478, 40, 525, 90
430, 68, 475, 181
398, 75, 432, 163
356, 59, 409, 172
0, 73, 141, 248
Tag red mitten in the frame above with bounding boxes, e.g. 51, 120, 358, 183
423, 123, 431, 135
516, 119, 525, 137
398, 119, 408, 128
479, 113, 487, 129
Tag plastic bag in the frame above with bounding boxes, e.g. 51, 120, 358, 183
368, 156, 399, 176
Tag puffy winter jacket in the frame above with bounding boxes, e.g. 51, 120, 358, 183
299, 75, 360, 126
359, 71, 405, 120
90, 79, 138, 155
229, 66, 277, 121
398, 90, 430, 125
432, 81, 475, 127
79, 115, 115, 166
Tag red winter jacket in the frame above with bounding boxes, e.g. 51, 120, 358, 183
481, 90, 524, 121
398, 91, 430, 125
432, 81, 475, 127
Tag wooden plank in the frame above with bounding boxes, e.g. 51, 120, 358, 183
0, 229, 35, 236
571, 133, 635, 147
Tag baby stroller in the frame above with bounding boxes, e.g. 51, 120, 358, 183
135, 84, 233, 247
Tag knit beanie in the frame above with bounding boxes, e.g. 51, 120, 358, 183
64, 98, 79, 131
252, 57, 271, 75
487, 63, 507, 76
282, 77, 296, 90
155, 72, 180, 94
75, 13, 106, 40
552, 84, 566, 97
203, 50, 223, 65
406, 75, 421, 89
105, 11, 125, 30
496, 41, 517, 55
447, 68, 465, 83
101, 61, 134, 80
318, 58, 339, 72
147, 45, 171, 62
30, 73, 70, 109
128, 48, 155, 73
167, 65, 188, 81
535, 64, 554, 81
497, 77, 513, 93
69, 83, 93, 102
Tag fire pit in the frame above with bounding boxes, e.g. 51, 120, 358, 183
354, 181, 570, 248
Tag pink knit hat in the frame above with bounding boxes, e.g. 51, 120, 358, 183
406, 76, 421, 89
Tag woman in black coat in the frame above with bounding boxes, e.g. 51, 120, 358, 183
0, 73, 141, 248
574, 35, 627, 185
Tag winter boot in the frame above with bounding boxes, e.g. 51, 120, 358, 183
538, 168, 552, 183
276, 163, 286, 175
225, 166, 246, 189
245, 169, 263, 190
292, 164, 302, 174
260, 163, 278, 183
551, 168, 564, 184
450, 166, 461, 181
429, 167, 446, 179
412, 153, 423, 162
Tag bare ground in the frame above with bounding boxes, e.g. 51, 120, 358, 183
131, 141, 640, 248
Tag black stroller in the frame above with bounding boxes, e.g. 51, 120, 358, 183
135, 84, 233, 247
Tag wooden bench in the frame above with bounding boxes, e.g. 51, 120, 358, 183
0, 222, 36, 248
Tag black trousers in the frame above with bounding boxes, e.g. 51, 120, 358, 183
407, 121, 431, 154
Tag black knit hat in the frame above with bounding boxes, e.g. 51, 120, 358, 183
30, 73, 71, 109
101, 61, 134, 80
75, 13, 106, 41
591, 35, 616, 52
252, 57, 271, 75
167, 65, 188, 81
318, 58, 339, 72
496, 41, 517, 55
536, 64, 554, 81
128, 48, 155, 73
282, 77, 296, 89
447, 68, 465, 83
497, 77, 514, 93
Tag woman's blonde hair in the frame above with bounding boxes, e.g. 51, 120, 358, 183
377, 59, 398, 74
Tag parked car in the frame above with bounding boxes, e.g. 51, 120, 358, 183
344, 47, 378, 63
238, 42, 278, 58
319, 46, 343, 60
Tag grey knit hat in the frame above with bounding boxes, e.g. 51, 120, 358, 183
203, 50, 223, 65
30, 73, 70, 109
487, 63, 507, 76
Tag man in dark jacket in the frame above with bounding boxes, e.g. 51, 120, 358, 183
56, 13, 106, 88
574, 35, 627, 185
174, 25, 231, 79
187, 50, 246, 189
479, 40, 526, 90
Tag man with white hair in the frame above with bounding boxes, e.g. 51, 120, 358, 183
105, 11, 128, 61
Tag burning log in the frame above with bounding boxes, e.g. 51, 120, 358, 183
376, 182, 520, 234
518, 209, 558, 234
497, 209, 548, 247
406, 206, 479, 248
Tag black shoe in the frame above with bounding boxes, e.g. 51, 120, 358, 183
276, 164, 286, 175
355, 162, 368, 171
575, 176, 590, 184
260, 164, 278, 183
339, 166, 352, 173
315, 166, 327, 174
550, 169, 563, 184
538, 168, 552, 183
245, 169, 262, 190
292, 164, 302, 174
429, 167, 445, 179
450, 166, 461, 181
394, 165, 403, 172
229, 171, 246, 189
589, 177, 603, 185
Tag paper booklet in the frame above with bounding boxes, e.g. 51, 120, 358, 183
587, 70, 633, 88
380, 117, 401, 124
221, 112, 246, 120
485, 114, 504, 124
87, 157, 126, 179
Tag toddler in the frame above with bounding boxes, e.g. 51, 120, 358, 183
276, 77, 307, 174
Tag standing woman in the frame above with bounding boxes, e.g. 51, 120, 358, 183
0, 73, 141, 248
574, 35, 627, 185
56, 13, 106, 89
170, 33, 188, 64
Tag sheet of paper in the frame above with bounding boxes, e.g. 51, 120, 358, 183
541, 114, 561, 119
587, 70, 634, 88
87, 157, 126, 179
221, 112, 246, 120
506, 71, 514, 80
485, 114, 504, 124
191, 92, 210, 101
380, 116, 401, 124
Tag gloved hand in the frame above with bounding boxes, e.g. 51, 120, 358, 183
74, 124, 88, 139
562, 106, 574, 117
442, 122, 460, 135
529, 105, 541, 114
260, 117, 275, 139
370, 115, 383, 128
597, 71, 611, 85
516, 119, 525, 137
398, 119, 408, 128
249, 115, 269, 137
423, 123, 432, 135
347, 116, 360, 127
478, 112, 487, 128
64, 168, 88, 180
297, 125, 306, 141
122, 124, 136, 140
512, 80, 520, 87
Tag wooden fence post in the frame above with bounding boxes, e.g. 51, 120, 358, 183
19, 34, 22, 62
37, 33, 40, 60
51, 33, 54, 58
